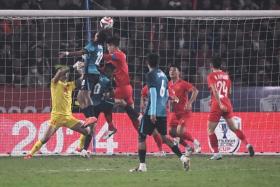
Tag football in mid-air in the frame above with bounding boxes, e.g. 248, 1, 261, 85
100, 17, 114, 29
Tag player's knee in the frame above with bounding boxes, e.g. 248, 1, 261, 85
207, 127, 215, 135
138, 133, 146, 143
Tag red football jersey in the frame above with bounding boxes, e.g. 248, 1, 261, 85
207, 71, 232, 105
141, 85, 148, 98
168, 79, 193, 114
104, 50, 130, 87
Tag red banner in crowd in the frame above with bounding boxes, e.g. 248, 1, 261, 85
0, 112, 279, 155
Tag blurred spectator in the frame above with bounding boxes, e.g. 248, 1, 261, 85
168, 0, 182, 10
197, 0, 212, 10
158, 0, 169, 9
102, 0, 116, 10
240, 0, 260, 10
58, 0, 82, 9
14, 0, 43, 9
222, 0, 233, 10
181, 0, 194, 10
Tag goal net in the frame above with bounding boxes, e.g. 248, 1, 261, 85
0, 10, 279, 156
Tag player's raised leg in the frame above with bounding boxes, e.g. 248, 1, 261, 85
24, 123, 58, 159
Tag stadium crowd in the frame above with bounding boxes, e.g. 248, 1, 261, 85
0, 0, 279, 88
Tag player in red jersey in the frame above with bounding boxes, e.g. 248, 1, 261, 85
168, 64, 201, 156
103, 36, 140, 137
140, 85, 165, 156
207, 57, 254, 160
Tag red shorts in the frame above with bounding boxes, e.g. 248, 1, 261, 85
208, 102, 233, 122
114, 84, 134, 106
168, 112, 191, 127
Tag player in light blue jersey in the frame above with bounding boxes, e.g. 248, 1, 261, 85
130, 53, 190, 172
59, 30, 107, 120
77, 63, 126, 156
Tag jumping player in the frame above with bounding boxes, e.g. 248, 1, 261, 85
140, 85, 164, 156
130, 53, 190, 172
24, 66, 97, 159
103, 36, 140, 137
76, 63, 126, 157
59, 30, 107, 121
207, 57, 254, 160
168, 64, 201, 156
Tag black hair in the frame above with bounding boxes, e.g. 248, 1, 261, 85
146, 53, 159, 68
212, 57, 222, 69
104, 62, 116, 71
106, 36, 120, 47
169, 63, 181, 71
96, 30, 108, 44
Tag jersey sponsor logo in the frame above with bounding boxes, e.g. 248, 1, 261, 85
209, 116, 241, 153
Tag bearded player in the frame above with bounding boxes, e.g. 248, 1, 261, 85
168, 64, 201, 156
207, 57, 254, 160
103, 36, 140, 138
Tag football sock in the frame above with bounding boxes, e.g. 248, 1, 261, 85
209, 133, 219, 153
104, 112, 116, 131
152, 133, 163, 151
183, 131, 194, 142
180, 139, 188, 147
125, 105, 139, 121
30, 140, 43, 156
138, 149, 146, 163
171, 145, 182, 158
83, 134, 92, 150
83, 125, 93, 150
107, 121, 116, 131
79, 135, 86, 150
234, 129, 248, 145
125, 106, 140, 130
171, 145, 183, 157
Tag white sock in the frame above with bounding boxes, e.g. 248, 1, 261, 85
180, 155, 186, 161
139, 163, 146, 168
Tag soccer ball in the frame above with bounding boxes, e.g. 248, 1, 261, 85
100, 17, 114, 29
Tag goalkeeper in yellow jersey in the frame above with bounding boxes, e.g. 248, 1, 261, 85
24, 66, 97, 159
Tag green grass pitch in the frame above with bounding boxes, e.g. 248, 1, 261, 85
0, 155, 279, 187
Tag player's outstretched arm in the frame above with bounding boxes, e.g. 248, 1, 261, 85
52, 67, 70, 83
58, 49, 86, 58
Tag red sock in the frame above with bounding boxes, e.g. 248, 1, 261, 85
234, 129, 248, 145
152, 133, 162, 151
180, 140, 188, 147
107, 121, 116, 131
209, 133, 219, 153
182, 131, 194, 142
104, 112, 116, 131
